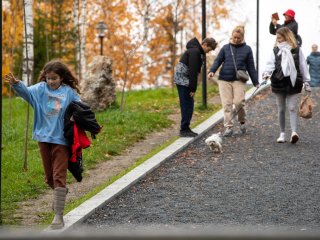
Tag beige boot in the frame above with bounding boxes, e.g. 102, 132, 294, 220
52, 187, 68, 211
50, 187, 67, 230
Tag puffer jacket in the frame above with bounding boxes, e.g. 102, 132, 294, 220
269, 19, 298, 36
307, 51, 320, 87
209, 43, 259, 86
174, 37, 204, 92
271, 46, 303, 94
269, 19, 302, 46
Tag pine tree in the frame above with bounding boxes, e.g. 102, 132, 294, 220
32, 0, 78, 80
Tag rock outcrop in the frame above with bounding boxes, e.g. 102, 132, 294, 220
80, 56, 116, 112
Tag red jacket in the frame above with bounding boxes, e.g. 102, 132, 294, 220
70, 123, 91, 163
64, 101, 102, 182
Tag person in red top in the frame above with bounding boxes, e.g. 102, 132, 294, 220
269, 9, 302, 46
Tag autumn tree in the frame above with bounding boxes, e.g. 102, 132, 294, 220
118, 38, 144, 111
208, 0, 232, 30
130, 0, 157, 87
46, 1, 77, 66
33, 2, 50, 81
2, 0, 236, 94
86, 0, 143, 90
2, 0, 23, 95
181, 0, 201, 44
2, 0, 79, 87
148, 1, 185, 88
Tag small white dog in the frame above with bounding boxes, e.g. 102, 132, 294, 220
205, 132, 223, 153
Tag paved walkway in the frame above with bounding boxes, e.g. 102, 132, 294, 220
36, 84, 319, 237
76, 86, 320, 237
3, 86, 320, 240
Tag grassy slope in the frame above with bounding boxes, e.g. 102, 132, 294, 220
1, 84, 220, 225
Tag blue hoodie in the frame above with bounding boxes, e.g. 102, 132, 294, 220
12, 81, 80, 146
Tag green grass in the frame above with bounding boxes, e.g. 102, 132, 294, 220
1, 83, 220, 225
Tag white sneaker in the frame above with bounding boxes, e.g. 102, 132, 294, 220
277, 132, 286, 143
290, 132, 299, 144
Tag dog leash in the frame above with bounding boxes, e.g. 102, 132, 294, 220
226, 79, 269, 125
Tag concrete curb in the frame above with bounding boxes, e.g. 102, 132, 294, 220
45, 84, 270, 233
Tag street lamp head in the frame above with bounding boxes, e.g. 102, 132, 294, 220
96, 21, 107, 38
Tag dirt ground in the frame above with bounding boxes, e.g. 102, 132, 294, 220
13, 95, 221, 228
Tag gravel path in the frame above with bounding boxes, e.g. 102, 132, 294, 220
80, 88, 320, 233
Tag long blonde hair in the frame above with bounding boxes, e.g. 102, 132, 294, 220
275, 27, 297, 48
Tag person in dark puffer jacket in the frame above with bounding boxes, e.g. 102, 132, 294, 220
174, 37, 217, 137
208, 26, 259, 137
262, 27, 311, 144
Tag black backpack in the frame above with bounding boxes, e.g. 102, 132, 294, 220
296, 34, 302, 46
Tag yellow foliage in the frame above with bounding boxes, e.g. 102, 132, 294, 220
2, 0, 233, 93
2, 0, 23, 96
86, 1, 143, 89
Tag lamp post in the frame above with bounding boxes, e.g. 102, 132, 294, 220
256, 0, 259, 77
201, 0, 207, 108
95, 21, 107, 55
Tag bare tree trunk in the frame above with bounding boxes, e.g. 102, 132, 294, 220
142, 1, 150, 88
22, 0, 34, 171
22, 0, 34, 86
171, 0, 183, 91
73, 0, 81, 79
44, 0, 49, 61
120, 60, 129, 112
58, 1, 62, 58
119, 41, 142, 111
80, 0, 87, 81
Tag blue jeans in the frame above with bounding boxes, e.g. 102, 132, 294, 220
176, 84, 194, 131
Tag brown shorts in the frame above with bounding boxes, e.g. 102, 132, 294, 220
38, 142, 69, 189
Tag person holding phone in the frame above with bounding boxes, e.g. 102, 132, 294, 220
269, 9, 302, 46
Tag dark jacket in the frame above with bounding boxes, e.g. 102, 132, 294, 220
174, 37, 204, 92
64, 101, 102, 182
307, 51, 320, 86
269, 19, 302, 46
271, 46, 303, 94
209, 43, 259, 86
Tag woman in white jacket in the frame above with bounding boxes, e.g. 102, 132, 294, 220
262, 27, 311, 144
